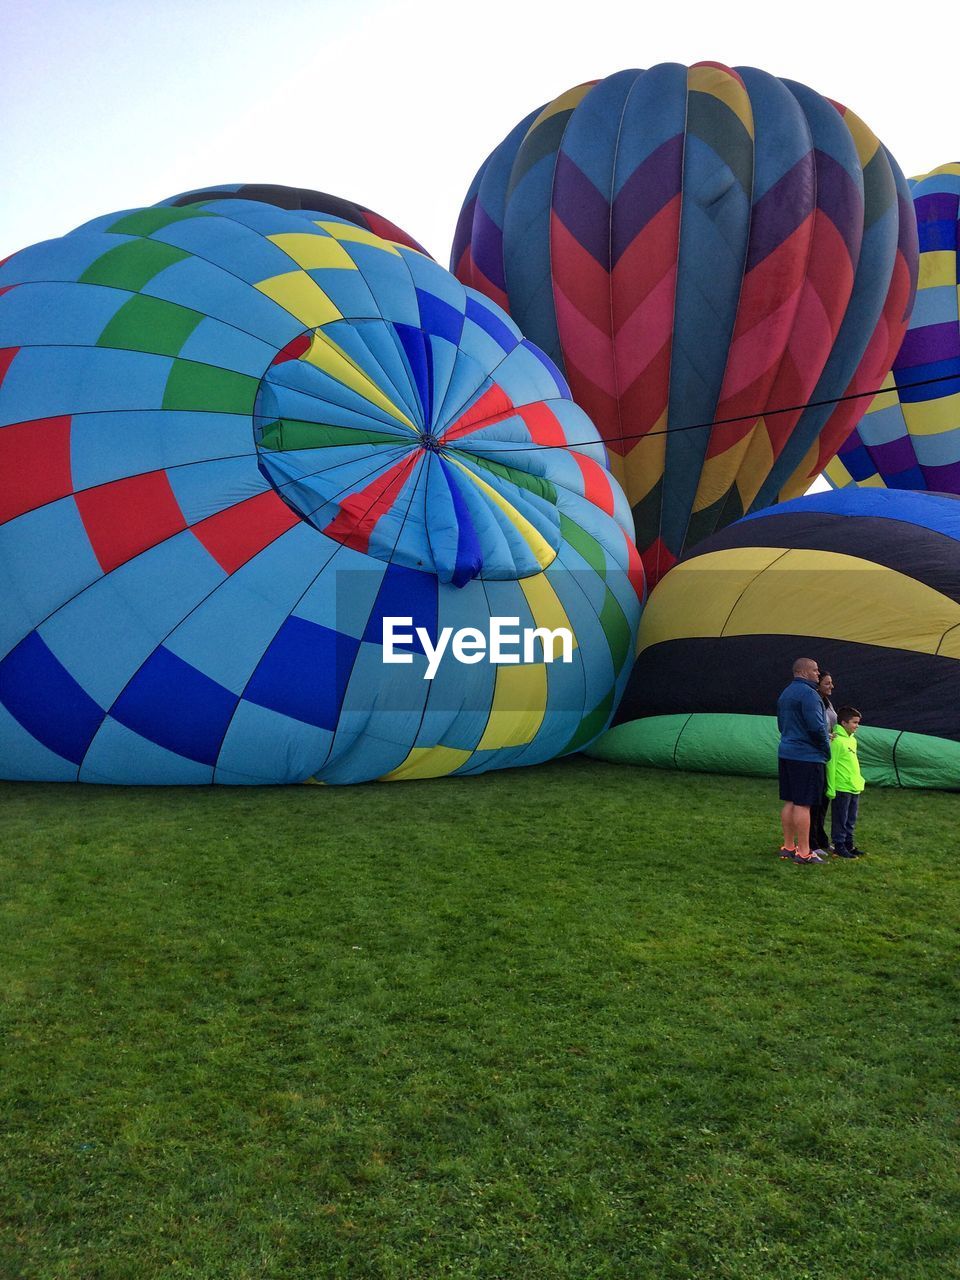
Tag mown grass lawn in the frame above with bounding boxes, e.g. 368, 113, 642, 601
2, 760, 959, 1280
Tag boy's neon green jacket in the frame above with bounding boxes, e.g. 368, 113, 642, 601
826, 724, 866, 798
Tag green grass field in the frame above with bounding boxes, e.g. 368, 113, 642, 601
2, 760, 959, 1280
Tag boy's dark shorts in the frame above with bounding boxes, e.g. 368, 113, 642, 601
778, 758, 825, 808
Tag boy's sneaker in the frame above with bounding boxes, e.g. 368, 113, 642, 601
792, 850, 824, 863
832, 848, 858, 859
850, 847, 867, 857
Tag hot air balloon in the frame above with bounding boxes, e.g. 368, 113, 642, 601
452, 63, 918, 584
0, 197, 642, 785
160, 182, 430, 255
589, 489, 960, 790
827, 163, 960, 493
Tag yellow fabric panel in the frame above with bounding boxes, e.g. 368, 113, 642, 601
824, 456, 854, 487
901, 390, 960, 435
313, 221, 400, 254
531, 82, 595, 130
779, 436, 820, 502
638, 547, 788, 651
381, 745, 472, 781
729, 418, 774, 513
687, 64, 754, 136
268, 233, 357, 271
919, 163, 960, 181
723, 549, 960, 652
477, 664, 547, 750
838, 106, 880, 170
864, 371, 898, 415
520, 573, 578, 655
255, 271, 341, 328
449, 459, 556, 571
939, 623, 960, 659
693, 427, 758, 513
304, 330, 417, 430
623, 422, 666, 504
917, 250, 956, 291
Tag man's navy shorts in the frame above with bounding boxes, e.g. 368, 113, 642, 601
778, 758, 825, 808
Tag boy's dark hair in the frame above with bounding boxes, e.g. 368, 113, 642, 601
837, 705, 861, 723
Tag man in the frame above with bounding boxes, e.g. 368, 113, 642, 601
776, 657, 832, 864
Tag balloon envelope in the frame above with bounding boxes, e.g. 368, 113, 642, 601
452, 64, 918, 584
590, 488, 960, 790
827, 163, 960, 493
0, 198, 642, 785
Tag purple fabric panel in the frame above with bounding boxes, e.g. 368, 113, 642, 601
610, 133, 685, 264
914, 191, 960, 224
925, 459, 960, 492
813, 148, 863, 262
745, 154, 816, 271
869, 435, 919, 472
552, 150, 611, 269
471, 201, 507, 291
897, 321, 960, 368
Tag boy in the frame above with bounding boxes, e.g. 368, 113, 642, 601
827, 706, 866, 858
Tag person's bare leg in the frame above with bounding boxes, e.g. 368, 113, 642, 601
781, 802, 796, 850
794, 805, 812, 857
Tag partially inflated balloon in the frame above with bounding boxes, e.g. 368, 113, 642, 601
827, 164, 960, 492
0, 199, 642, 785
453, 64, 918, 584
589, 489, 960, 790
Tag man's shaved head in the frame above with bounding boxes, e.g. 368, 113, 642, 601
793, 657, 819, 680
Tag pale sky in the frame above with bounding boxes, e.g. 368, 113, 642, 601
3, 0, 958, 264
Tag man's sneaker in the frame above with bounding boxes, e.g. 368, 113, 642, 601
779, 846, 796, 859
792, 850, 824, 863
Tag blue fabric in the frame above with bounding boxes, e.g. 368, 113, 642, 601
777, 677, 830, 761
831, 790, 860, 853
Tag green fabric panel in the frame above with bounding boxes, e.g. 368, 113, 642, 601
107, 206, 213, 237
79, 239, 189, 291
259, 420, 402, 450
462, 454, 558, 505
587, 714, 960, 791
853, 727, 899, 788
97, 294, 203, 357
559, 513, 606, 576
895, 732, 960, 790
599, 588, 631, 676
564, 688, 614, 755
162, 361, 259, 414
588, 714, 693, 766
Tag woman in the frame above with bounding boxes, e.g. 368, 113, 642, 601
810, 671, 837, 854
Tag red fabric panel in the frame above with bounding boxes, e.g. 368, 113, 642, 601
75, 470, 187, 573
517, 402, 566, 445
323, 455, 416, 553
192, 489, 300, 573
572, 453, 615, 516
0, 347, 19, 387
0, 416, 72, 524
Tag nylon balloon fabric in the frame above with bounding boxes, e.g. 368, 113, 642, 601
589, 489, 960, 790
827, 163, 960, 493
452, 63, 918, 586
0, 199, 643, 785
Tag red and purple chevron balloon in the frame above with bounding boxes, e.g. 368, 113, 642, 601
452, 63, 918, 584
